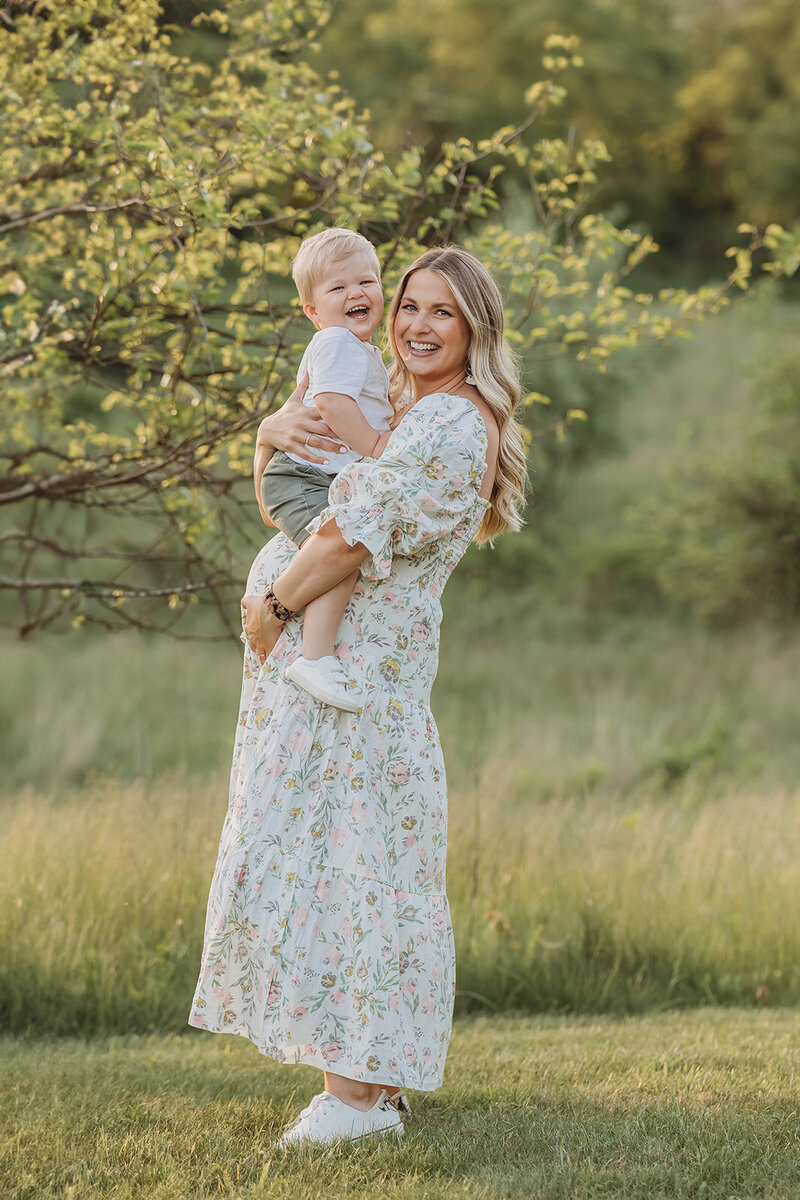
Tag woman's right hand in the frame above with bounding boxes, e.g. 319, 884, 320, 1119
256, 373, 347, 467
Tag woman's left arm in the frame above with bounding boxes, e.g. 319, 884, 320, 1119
242, 519, 368, 663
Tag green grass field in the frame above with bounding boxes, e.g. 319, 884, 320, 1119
4, 1010, 800, 1199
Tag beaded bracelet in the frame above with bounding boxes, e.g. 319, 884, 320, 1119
262, 584, 299, 623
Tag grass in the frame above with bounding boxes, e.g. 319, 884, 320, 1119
3, 1008, 800, 1199
3, 608, 800, 1031
3, 595, 800, 796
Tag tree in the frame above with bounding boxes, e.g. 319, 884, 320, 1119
669, 0, 800, 242
317, 0, 800, 257
2, 1, 797, 638
317, 0, 688, 236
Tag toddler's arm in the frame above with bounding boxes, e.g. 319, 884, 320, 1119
314, 392, 391, 459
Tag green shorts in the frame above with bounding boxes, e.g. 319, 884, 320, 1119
260, 451, 334, 546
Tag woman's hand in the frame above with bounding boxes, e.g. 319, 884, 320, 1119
241, 593, 285, 665
257, 373, 347, 467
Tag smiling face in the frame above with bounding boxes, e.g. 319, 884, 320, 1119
303, 252, 384, 342
391, 268, 472, 397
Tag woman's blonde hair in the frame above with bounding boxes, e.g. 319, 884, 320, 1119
386, 245, 529, 544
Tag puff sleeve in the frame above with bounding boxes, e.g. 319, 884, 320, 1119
304, 395, 489, 582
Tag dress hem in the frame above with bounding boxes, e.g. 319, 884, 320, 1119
186, 1015, 445, 1092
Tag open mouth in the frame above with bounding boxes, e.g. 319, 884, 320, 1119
407, 340, 439, 355
346, 305, 370, 320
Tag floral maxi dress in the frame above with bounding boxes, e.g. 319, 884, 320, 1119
188, 394, 489, 1090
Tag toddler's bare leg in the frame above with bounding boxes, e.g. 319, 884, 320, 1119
301, 570, 359, 661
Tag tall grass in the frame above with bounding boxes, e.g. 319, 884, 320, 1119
3, 760, 800, 1035
448, 782, 800, 1012
4, 594, 800, 1032
4, 598, 800, 795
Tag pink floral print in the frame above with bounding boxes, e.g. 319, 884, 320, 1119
189, 395, 489, 1091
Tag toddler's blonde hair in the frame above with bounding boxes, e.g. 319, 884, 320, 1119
292, 228, 381, 304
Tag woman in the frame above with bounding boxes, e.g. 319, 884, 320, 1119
188, 246, 528, 1146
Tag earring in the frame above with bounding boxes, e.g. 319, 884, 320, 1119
464, 359, 475, 385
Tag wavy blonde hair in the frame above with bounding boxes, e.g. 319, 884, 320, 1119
386, 245, 528, 543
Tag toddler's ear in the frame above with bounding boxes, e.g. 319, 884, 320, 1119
303, 302, 321, 328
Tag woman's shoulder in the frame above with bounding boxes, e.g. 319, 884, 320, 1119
464, 388, 500, 450
415, 389, 498, 453
406, 392, 497, 501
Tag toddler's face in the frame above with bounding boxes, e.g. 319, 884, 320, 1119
304, 252, 384, 341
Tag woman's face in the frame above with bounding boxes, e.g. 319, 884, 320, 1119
393, 268, 471, 396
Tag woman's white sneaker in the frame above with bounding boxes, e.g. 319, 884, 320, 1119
283, 655, 361, 712
277, 1089, 403, 1147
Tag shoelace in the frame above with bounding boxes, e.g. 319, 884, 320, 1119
285, 1091, 333, 1132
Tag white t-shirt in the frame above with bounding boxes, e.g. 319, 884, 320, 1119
288, 326, 393, 475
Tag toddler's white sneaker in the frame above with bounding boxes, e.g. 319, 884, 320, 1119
284, 655, 361, 712
277, 1089, 403, 1147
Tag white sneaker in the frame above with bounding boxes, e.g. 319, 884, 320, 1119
277, 1089, 404, 1148
283, 655, 361, 712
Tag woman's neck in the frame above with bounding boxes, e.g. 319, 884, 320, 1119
412, 367, 468, 402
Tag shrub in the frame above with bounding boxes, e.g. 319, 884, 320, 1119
628, 337, 800, 623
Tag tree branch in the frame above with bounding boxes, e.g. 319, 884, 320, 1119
0, 577, 235, 598
0, 197, 172, 237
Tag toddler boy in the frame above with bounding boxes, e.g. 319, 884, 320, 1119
255, 228, 394, 711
